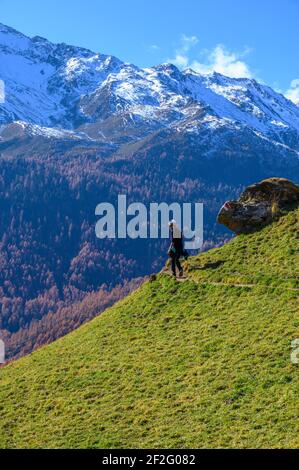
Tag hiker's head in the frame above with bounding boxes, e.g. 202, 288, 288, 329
168, 219, 176, 230
169, 219, 181, 238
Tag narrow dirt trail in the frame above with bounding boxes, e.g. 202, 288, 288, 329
161, 270, 299, 291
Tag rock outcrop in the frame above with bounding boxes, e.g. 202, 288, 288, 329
217, 178, 299, 234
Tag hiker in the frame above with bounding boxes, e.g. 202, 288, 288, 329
168, 219, 188, 277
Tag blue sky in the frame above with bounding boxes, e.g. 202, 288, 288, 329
1, 0, 298, 99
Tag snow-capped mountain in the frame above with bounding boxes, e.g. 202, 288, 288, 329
1, 21, 299, 154
0, 23, 123, 128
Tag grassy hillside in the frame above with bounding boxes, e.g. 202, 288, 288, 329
0, 209, 298, 449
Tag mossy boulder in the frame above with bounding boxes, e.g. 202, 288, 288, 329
217, 178, 299, 234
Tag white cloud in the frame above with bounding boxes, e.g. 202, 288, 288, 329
190, 45, 253, 78
169, 35, 253, 79
169, 34, 198, 69
149, 44, 160, 51
171, 53, 189, 69
285, 79, 299, 105
179, 34, 199, 52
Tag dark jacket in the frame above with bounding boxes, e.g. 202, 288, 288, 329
169, 228, 184, 257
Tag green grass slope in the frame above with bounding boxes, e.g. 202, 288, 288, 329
0, 209, 298, 449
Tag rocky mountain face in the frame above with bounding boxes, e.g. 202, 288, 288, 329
0, 23, 299, 360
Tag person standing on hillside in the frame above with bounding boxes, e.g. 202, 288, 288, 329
168, 220, 187, 278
